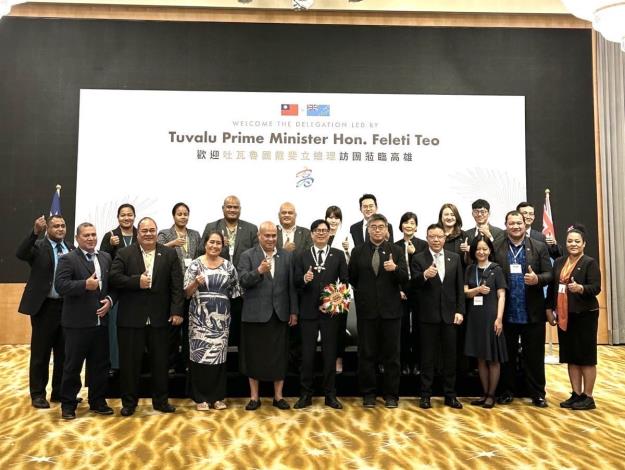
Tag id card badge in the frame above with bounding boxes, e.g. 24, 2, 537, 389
558, 283, 567, 294
184, 258, 192, 268
510, 263, 522, 274
473, 296, 484, 306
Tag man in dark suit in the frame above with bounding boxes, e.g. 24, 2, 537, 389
17, 214, 74, 409
277, 201, 313, 253
237, 221, 298, 411
293, 219, 348, 410
412, 223, 465, 410
110, 217, 184, 416
201, 195, 258, 347
348, 213, 408, 408
494, 210, 553, 407
463, 199, 505, 248
516, 202, 562, 260
349, 193, 394, 249
55, 222, 116, 419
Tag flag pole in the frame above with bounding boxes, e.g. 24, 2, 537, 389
543, 188, 559, 364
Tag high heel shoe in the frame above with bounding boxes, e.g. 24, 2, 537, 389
483, 395, 496, 409
470, 396, 487, 406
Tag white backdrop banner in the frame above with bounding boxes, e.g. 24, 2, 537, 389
76, 90, 526, 239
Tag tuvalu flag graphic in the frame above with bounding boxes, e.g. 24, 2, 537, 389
281, 104, 298, 116
306, 104, 330, 116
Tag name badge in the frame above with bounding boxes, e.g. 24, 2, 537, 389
184, 258, 192, 268
510, 264, 522, 274
473, 296, 484, 306
558, 283, 567, 294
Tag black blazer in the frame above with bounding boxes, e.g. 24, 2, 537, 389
348, 241, 408, 320
529, 228, 562, 260
100, 226, 138, 261
16, 231, 75, 316
395, 236, 427, 295
546, 255, 601, 313
463, 224, 505, 246
201, 218, 258, 267
349, 220, 395, 249
493, 236, 553, 323
109, 243, 184, 328
55, 249, 117, 328
294, 246, 349, 320
277, 225, 313, 253
412, 249, 465, 324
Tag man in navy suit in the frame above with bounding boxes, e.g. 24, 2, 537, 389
412, 223, 465, 410
293, 219, 348, 409
237, 221, 298, 411
516, 202, 562, 259
55, 223, 116, 419
17, 214, 74, 409
349, 194, 394, 249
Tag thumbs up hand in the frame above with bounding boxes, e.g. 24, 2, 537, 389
383, 253, 397, 272
109, 231, 120, 246
424, 260, 438, 279
304, 266, 314, 283
524, 265, 539, 286
85, 271, 99, 291
342, 237, 350, 252
460, 237, 470, 252
140, 271, 151, 289
568, 276, 583, 294
406, 240, 415, 255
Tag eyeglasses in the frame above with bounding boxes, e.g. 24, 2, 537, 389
520, 211, 535, 217
369, 225, 387, 231
313, 229, 329, 234
139, 229, 157, 234
427, 235, 446, 240
472, 209, 489, 215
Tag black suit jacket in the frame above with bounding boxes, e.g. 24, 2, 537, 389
201, 218, 258, 267
109, 243, 184, 328
99, 226, 137, 260
546, 255, 601, 313
349, 220, 395, 249
493, 236, 553, 323
55, 249, 117, 328
412, 249, 465, 324
277, 225, 313, 253
294, 246, 349, 320
463, 224, 505, 246
529, 228, 562, 260
16, 231, 75, 316
348, 241, 407, 320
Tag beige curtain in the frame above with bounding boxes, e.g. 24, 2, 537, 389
597, 36, 625, 344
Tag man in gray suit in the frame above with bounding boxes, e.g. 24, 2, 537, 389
276, 201, 313, 253
202, 195, 258, 347
237, 221, 298, 411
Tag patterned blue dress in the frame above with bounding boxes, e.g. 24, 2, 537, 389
184, 258, 240, 365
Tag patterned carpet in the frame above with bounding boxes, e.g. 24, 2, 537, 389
1, 345, 624, 469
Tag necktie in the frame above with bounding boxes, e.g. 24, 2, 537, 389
86, 252, 94, 262
285, 235, 290, 248
317, 249, 324, 266
56, 243, 64, 257
372, 246, 380, 276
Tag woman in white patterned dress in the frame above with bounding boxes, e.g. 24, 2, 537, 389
184, 231, 240, 410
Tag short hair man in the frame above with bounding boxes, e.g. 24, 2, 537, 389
55, 223, 116, 419
110, 217, 184, 416
349, 194, 394, 248
17, 214, 74, 409
277, 202, 313, 253
464, 199, 505, 247
494, 211, 553, 407
412, 223, 465, 410
516, 202, 562, 259
237, 221, 298, 411
348, 213, 408, 408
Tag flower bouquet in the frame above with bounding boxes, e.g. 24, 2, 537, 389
319, 282, 351, 316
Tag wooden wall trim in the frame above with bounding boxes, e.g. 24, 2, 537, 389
0, 284, 31, 345
10, 4, 590, 28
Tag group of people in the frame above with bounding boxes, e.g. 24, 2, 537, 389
16, 193, 601, 419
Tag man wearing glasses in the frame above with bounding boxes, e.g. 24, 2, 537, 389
464, 199, 505, 247
348, 214, 408, 408
349, 193, 394, 249
110, 217, 184, 416
516, 202, 562, 259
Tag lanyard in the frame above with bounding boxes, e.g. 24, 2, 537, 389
475, 263, 491, 286
508, 243, 524, 264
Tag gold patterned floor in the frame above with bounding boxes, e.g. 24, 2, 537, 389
1, 345, 625, 469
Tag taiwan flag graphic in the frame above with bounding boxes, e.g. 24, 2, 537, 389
281, 104, 299, 116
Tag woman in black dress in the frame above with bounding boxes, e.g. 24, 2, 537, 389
546, 225, 601, 410
464, 235, 507, 408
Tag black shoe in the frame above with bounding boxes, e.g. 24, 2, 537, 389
560, 392, 581, 409
90, 404, 114, 415
384, 397, 398, 408
470, 397, 487, 406
120, 406, 136, 416
483, 395, 496, 409
363, 395, 376, 408
571, 394, 596, 410
51, 396, 83, 404
272, 398, 290, 410
61, 408, 76, 420
325, 395, 343, 409
294, 395, 312, 409
245, 399, 261, 411
32, 397, 50, 409
401, 365, 411, 376
154, 403, 176, 413
532, 396, 548, 408
419, 397, 432, 409
497, 393, 514, 405
444, 397, 463, 409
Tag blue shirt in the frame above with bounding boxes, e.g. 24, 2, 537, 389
47, 238, 68, 298
505, 239, 528, 324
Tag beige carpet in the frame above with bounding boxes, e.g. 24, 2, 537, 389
0, 344, 624, 469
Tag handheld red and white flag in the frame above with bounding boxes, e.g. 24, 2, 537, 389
542, 188, 555, 238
